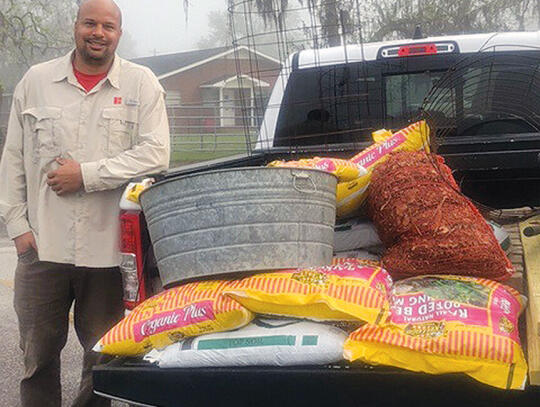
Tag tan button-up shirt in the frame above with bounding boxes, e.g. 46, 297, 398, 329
0, 51, 170, 267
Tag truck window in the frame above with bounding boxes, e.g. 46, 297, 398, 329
273, 63, 383, 147
273, 51, 540, 147
384, 71, 453, 128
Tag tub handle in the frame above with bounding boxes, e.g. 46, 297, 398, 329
292, 172, 317, 194
523, 224, 540, 237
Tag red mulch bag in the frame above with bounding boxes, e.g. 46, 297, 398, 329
367, 151, 514, 281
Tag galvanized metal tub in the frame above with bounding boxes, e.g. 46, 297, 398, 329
139, 167, 337, 286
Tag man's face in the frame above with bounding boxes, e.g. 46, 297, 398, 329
74, 1, 122, 66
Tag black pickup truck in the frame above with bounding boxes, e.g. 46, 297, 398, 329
94, 32, 540, 406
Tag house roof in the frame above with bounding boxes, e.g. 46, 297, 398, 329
131, 46, 281, 80
131, 46, 230, 77
200, 74, 271, 88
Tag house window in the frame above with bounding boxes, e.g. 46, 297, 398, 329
165, 90, 181, 107
201, 88, 219, 105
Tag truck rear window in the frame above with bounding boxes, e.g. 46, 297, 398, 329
384, 71, 451, 128
273, 51, 540, 147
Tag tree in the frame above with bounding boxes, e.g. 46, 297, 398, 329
224, 0, 540, 48
0, 0, 76, 66
198, 6, 306, 58
197, 10, 231, 48
0, 0, 78, 88
363, 0, 539, 41
0, 0, 138, 88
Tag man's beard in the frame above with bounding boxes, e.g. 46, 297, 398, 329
79, 42, 112, 66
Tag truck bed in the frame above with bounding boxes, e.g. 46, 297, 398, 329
93, 208, 540, 407
93, 360, 538, 407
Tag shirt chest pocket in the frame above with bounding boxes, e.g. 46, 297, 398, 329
101, 107, 139, 156
21, 106, 63, 159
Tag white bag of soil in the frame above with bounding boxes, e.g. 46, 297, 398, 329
333, 219, 382, 252
144, 319, 347, 368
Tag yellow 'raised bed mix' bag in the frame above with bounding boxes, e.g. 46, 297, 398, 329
344, 275, 528, 390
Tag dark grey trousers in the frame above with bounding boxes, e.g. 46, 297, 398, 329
13, 249, 124, 407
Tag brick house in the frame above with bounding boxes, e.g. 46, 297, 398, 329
132, 46, 281, 137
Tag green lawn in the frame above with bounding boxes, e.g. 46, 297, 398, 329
170, 133, 258, 165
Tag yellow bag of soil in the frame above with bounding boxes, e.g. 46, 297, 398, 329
223, 258, 393, 324
268, 156, 366, 182
343, 275, 528, 390
336, 121, 430, 218
94, 280, 254, 356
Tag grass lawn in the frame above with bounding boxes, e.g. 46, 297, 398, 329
170, 133, 257, 166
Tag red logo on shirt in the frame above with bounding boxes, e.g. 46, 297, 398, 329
113, 97, 122, 105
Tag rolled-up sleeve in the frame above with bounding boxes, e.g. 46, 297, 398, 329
81, 72, 170, 192
0, 83, 32, 239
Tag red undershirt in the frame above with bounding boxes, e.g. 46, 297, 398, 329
73, 66, 107, 92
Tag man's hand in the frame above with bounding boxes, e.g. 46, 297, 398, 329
46, 157, 83, 195
14, 231, 37, 255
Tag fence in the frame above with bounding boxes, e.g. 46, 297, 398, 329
0, 94, 267, 165
167, 96, 267, 165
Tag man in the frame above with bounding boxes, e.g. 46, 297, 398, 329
0, 0, 170, 405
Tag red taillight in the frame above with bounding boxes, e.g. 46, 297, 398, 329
119, 210, 147, 310
398, 43, 437, 57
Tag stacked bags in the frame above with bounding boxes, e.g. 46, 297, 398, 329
94, 258, 528, 389
94, 258, 392, 365
94, 124, 528, 389
341, 149, 526, 389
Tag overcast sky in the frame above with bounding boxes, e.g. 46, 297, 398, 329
115, 0, 227, 58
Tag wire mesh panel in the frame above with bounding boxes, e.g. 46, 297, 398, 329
168, 97, 263, 164
229, 0, 383, 156
421, 48, 540, 147
227, 1, 540, 170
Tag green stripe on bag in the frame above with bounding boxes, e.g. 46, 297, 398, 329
302, 335, 318, 346
197, 335, 297, 350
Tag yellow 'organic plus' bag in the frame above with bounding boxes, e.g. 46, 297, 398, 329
94, 280, 254, 356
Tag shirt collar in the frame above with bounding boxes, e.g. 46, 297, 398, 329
52, 50, 122, 90
106, 54, 121, 89
52, 51, 76, 83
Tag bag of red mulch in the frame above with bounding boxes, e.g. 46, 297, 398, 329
366, 151, 514, 281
